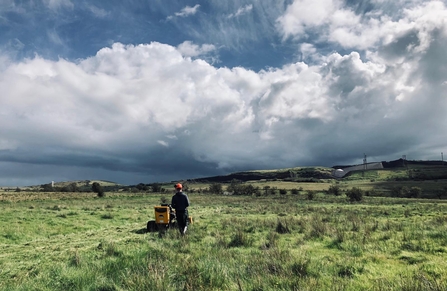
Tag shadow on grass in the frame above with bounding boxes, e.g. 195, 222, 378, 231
132, 228, 148, 234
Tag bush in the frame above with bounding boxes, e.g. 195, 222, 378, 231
261, 186, 278, 195
306, 190, 316, 200
390, 186, 420, 198
406, 187, 421, 198
61, 183, 78, 192
263, 186, 270, 195
327, 185, 341, 196
209, 183, 223, 194
364, 189, 379, 196
150, 183, 162, 193
291, 188, 299, 195
41, 183, 54, 192
279, 189, 287, 195
227, 179, 242, 195
92, 182, 105, 197
346, 187, 363, 202
228, 182, 259, 196
136, 183, 149, 191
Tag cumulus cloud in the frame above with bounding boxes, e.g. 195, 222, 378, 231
2, 17, 447, 186
277, 0, 340, 38
277, 0, 447, 51
177, 41, 216, 58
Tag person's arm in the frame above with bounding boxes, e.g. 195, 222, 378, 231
171, 196, 176, 209
185, 194, 190, 208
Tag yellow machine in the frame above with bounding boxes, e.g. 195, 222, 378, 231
147, 204, 192, 232
154, 205, 171, 224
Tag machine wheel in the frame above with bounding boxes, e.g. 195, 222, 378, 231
147, 220, 158, 232
169, 220, 177, 228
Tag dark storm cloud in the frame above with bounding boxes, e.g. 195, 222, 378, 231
378, 29, 421, 62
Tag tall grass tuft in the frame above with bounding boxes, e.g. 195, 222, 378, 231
336, 262, 364, 278
290, 256, 312, 278
307, 214, 327, 239
228, 229, 253, 248
330, 226, 346, 248
97, 240, 122, 257
69, 250, 82, 267
399, 271, 447, 291
262, 231, 279, 249
100, 213, 114, 219
275, 219, 291, 234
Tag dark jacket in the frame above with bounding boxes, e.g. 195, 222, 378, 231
171, 191, 190, 211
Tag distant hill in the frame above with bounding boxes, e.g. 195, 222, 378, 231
1, 180, 123, 192
188, 158, 447, 184
334, 158, 447, 169
5, 158, 447, 191
51, 180, 122, 188
188, 167, 334, 183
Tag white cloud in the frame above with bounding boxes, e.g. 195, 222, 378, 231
0, 43, 310, 173
47, 29, 64, 46
86, 5, 109, 18
167, 4, 200, 20
1, 36, 445, 173
228, 4, 253, 18
299, 43, 320, 62
277, 0, 340, 38
157, 140, 169, 147
277, 0, 447, 52
177, 41, 216, 58
0, 0, 27, 15
43, 0, 74, 11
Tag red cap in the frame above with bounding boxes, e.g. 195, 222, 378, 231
175, 183, 182, 189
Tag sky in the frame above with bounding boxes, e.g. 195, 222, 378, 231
1, 0, 447, 186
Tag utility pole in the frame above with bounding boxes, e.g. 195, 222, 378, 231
363, 153, 367, 176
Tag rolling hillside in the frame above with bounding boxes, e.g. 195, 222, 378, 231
4, 159, 447, 193
187, 159, 447, 184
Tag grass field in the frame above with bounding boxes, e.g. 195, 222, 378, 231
1, 188, 447, 291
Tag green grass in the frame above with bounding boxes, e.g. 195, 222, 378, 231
1, 192, 447, 290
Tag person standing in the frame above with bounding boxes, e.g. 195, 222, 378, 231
171, 183, 190, 235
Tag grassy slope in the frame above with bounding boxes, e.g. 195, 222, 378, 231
245, 164, 447, 196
